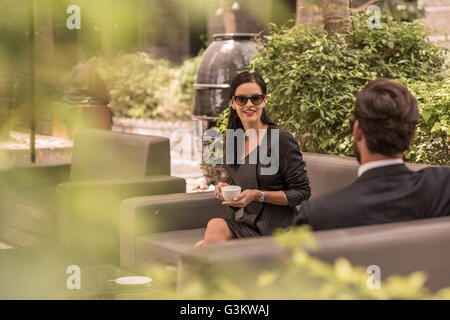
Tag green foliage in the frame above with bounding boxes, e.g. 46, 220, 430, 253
87, 52, 201, 120
204, 106, 230, 167
401, 77, 450, 165
378, 0, 425, 22
136, 226, 450, 300
237, 12, 448, 165
301, 0, 425, 22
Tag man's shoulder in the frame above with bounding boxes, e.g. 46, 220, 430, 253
305, 184, 357, 209
419, 166, 450, 175
414, 166, 450, 184
301, 184, 358, 219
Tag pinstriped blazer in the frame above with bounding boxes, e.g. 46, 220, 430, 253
221, 125, 311, 236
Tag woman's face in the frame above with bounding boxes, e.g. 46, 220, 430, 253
230, 81, 267, 125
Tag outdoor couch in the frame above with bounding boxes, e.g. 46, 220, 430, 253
0, 129, 185, 263
118, 153, 450, 292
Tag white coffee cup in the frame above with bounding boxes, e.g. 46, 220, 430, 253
221, 185, 241, 201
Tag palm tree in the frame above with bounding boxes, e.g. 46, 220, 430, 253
322, 0, 351, 35
28, 0, 36, 162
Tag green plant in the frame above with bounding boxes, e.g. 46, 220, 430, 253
299, 0, 425, 22
223, 11, 448, 165
203, 106, 230, 167
401, 77, 450, 165
87, 52, 201, 120
152, 53, 202, 120
378, 0, 425, 22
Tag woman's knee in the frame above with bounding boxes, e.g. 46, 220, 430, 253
206, 218, 228, 233
205, 218, 232, 240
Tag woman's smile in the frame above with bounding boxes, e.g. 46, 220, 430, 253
243, 109, 256, 116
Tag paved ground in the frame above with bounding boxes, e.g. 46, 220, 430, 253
0, 131, 73, 168
420, 0, 450, 48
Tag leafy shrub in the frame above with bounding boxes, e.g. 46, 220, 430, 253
87, 52, 201, 120
401, 77, 449, 165
378, 0, 426, 22
240, 12, 448, 165
300, 0, 425, 22
153, 53, 202, 120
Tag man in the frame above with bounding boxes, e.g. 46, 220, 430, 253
294, 78, 449, 230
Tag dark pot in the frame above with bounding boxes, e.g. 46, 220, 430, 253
193, 33, 259, 124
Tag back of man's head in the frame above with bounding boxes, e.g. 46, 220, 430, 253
355, 78, 420, 156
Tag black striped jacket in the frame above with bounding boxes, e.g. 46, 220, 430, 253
221, 124, 311, 235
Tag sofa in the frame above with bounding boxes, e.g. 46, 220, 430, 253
118, 153, 450, 292
0, 129, 186, 263
177, 216, 450, 293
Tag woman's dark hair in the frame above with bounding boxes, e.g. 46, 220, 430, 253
224, 71, 276, 166
354, 78, 419, 156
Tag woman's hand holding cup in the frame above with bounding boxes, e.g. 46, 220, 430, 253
214, 182, 229, 200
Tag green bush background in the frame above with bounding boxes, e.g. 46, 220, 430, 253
87, 52, 201, 121
84, 12, 449, 166
246, 12, 448, 165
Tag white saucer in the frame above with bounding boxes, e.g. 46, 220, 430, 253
114, 276, 152, 285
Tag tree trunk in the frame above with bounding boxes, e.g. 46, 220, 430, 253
28, 0, 36, 163
323, 0, 351, 36
296, 0, 304, 25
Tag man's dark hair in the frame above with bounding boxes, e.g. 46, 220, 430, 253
354, 78, 420, 156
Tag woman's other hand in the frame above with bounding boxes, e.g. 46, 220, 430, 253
214, 182, 229, 200
221, 189, 260, 208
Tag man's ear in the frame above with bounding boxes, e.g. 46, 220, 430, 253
353, 120, 363, 142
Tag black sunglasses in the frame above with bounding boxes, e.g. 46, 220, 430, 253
232, 94, 265, 106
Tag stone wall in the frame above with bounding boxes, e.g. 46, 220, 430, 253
420, 0, 450, 49
0, 131, 72, 167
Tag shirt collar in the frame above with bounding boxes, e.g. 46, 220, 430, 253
358, 158, 404, 177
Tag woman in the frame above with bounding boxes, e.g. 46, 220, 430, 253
194, 71, 311, 248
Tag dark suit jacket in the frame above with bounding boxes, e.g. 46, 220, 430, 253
222, 125, 311, 236
294, 164, 450, 230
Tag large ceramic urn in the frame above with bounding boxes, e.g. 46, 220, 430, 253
193, 33, 259, 185
193, 33, 259, 127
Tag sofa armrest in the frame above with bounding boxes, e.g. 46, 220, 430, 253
55, 175, 185, 262
56, 175, 185, 198
120, 192, 233, 268
0, 162, 71, 189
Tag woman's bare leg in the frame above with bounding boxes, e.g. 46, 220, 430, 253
194, 239, 205, 248
194, 218, 234, 248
